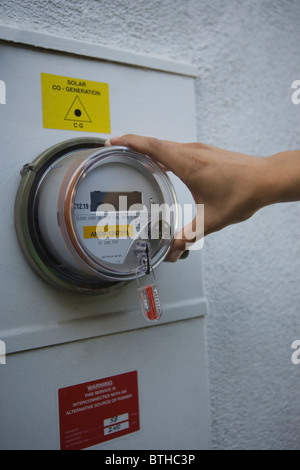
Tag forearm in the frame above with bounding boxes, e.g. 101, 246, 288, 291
263, 151, 300, 206
107, 135, 300, 255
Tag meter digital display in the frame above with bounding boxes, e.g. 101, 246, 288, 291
14, 138, 178, 294
90, 191, 142, 212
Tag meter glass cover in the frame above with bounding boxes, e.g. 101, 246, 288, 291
65, 148, 177, 280
35, 145, 177, 283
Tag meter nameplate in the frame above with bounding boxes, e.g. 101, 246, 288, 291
41, 73, 110, 133
78, 215, 147, 264
75, 210, 150, 264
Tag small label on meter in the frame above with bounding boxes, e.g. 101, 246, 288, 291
83, 225, 134, 239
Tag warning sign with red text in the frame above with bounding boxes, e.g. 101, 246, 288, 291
58, 371, 139, 450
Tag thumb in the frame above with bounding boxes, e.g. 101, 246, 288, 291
167, 212, 204, 262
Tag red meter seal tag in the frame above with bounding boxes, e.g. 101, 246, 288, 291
138, 282, 162, 321
135, 241, 162, 322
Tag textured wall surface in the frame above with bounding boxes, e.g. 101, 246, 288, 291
1, 0, 300, 450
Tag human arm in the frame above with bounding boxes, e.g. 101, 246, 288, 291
106, 135, 300, 261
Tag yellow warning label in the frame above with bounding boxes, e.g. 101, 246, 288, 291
83, 225, 134, 239
41, 73, 110, 133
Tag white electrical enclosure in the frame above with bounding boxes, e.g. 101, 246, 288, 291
0, 28, 211, 450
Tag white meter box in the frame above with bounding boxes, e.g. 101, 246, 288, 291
0, 28, 211, 450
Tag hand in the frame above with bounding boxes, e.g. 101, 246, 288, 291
106, 134, 297, 261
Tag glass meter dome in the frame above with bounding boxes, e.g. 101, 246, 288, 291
15, 138, 178, 294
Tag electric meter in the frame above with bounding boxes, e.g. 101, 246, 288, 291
14, 138, 178, 294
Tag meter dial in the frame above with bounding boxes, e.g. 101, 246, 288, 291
15, 138, 178, 294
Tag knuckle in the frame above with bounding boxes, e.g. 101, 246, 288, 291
150, 137, 164, 149
195, 142, 211, 151
122, 133, 135, 144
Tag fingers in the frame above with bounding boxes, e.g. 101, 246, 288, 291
167, 240, 186, 262
167, 228, 197, 263
106, 134, 186, 177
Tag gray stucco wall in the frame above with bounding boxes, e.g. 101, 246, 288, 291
1, 0, 300, 449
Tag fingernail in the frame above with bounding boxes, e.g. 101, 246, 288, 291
167, 250, 182, 262
109, 136, 121, 144
104, 136, 121, 146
